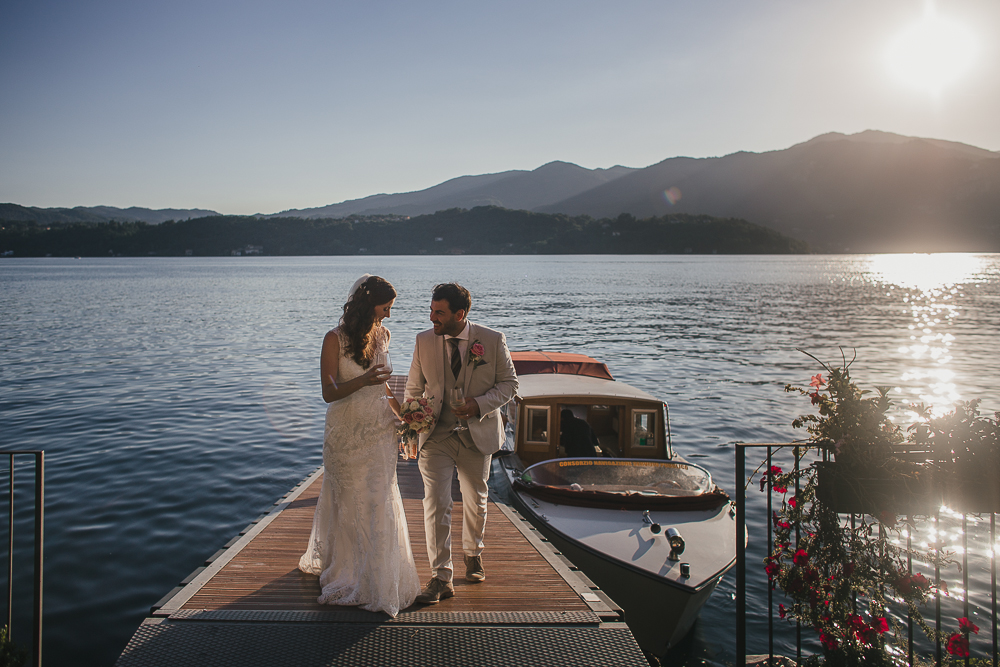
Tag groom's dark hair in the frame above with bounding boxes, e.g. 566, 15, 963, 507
433, 283, 471, 315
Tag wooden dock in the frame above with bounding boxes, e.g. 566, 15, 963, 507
116, 459, 650, 666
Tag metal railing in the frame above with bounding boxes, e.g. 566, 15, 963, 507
736, 443, 998, 667
2, 450, 44, 667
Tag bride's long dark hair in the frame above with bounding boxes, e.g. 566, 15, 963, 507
340, 276, 396, 368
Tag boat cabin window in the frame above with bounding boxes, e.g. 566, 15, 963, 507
632, 410, 656, 448
525, 406, 550, 445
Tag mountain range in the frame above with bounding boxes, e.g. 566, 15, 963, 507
4, 130, 998, 252
0, 203, 217, 225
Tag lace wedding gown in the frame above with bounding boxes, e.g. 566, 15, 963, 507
298, 329, 419, 617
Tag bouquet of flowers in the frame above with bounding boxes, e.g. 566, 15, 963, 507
398, 396, 435, 460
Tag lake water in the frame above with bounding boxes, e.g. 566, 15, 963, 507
2, 254, 999, 665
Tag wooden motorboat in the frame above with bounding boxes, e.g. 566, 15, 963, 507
491, 352, 741, 658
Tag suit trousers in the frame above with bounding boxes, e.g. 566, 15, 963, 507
418, 430, 490, 582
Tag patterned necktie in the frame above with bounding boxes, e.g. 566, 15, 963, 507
448, 338, 462, 379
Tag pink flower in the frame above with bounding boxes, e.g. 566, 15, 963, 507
418, 398, 428, 407
411, 411, 425, 422
471, 342, 485, 357
959, 617, 980, 635
809, 373, 825, 388
403, 413, 415, 424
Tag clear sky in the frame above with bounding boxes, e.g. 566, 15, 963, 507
2, 0, 998, 215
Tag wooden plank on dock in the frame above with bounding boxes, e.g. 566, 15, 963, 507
118, 459, 648, 666
179, 461, 593, 615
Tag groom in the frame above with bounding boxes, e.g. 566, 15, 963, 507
406, 283, 518, 604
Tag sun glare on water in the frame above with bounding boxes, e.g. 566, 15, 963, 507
884, 4, 978, 97
867, 254, 986, 417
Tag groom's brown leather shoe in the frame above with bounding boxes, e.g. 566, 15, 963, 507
465, 555, 485, 582
415, 577, 454, 604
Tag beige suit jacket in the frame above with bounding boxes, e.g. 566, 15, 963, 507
405, 322, 518, 456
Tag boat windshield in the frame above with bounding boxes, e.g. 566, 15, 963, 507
520, 459, 713, 498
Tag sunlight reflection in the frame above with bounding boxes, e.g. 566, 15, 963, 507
865, 254, 986, 417
867, 253, 983, 291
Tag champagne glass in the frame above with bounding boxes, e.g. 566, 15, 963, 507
450, 387, 468, 431
376, 351, 392, 399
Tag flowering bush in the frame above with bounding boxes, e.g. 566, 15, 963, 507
909, 399, 1000, 489
761, 351, 960, 666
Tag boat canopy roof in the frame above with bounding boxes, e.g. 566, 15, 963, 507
511, 351, 614, 381
517, 373, 659, 402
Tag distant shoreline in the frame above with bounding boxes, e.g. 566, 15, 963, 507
0, 207, 811, 257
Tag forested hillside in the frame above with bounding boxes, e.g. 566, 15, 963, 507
0, 207, 810, 257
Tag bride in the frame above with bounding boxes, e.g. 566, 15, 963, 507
298, 274, 420, 616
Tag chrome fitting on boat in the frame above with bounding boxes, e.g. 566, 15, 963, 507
643, 510, 662, 534
666, 527, 685, 561
680, 563, 690, 578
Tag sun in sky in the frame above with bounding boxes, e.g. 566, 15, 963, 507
884, 2, 978, 97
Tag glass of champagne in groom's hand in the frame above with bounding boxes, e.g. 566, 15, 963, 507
450, 387, 468, 431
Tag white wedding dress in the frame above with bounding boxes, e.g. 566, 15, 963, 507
298, 328, 420, 617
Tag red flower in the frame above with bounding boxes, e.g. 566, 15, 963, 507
810, 391, 822, 405
958, 617, 980, 634
846, 614, 886, 647
896, 572, 931, 596
761, 466, 787, 493
937, 579, 949, 595
793, 548, 809, 565
764, 557, 780, 579
772, 511, 790, 529
947, 632, 970, 657
809, 373, 825, 388
819, 631, 839, 651
778, 603, 787, 619
788, 495, 797, 508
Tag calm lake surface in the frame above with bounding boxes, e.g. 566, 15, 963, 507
2, 254, 999, 665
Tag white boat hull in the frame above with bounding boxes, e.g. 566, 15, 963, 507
495, 455, 739, 658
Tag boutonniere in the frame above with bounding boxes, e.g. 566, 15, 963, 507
468, 340, 487, 368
